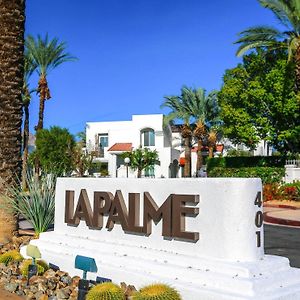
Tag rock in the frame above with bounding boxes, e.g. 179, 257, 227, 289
60, 275, 72, 285
4, 282, 18, 292
30, 284, 39, 294
48, 296, 58, 300
71, 276, 80, 287
47, 277, 59, 290
29, 275, 47, 285
16, 289, 25, 296
35, 291, 46, 299
69, 289, 78, 299
44, 269, 56, 279
38, 281, 48, 293
25, 291, 35, 300
56, 280, 67, 289
56, 287, 72, 299
56, 270, 68, 277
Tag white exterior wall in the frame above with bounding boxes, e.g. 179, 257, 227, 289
86, 114, 178, 178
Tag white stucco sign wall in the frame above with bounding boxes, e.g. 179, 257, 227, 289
28, 178, 300, 299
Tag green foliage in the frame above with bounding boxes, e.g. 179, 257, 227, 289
207, 156, 286, 171
33, 126, 76, 176
133, 284, 181, 300
234, 0, 300, 62
86, 282, 125, 300
208, 167, 285, 184
0, 250, 23, 266
226, 149, 253, 157
20, 259, 49, 278
5, 172, 55, 234
72, 146, 94, 177
25, 34, 76, 77
123, 148, 159, 178
219, 50, 300, 153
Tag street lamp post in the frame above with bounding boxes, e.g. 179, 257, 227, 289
124, 157, 130, 178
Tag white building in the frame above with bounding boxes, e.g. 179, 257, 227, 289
86, 114, 180, 178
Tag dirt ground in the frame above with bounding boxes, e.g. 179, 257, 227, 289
0, 289, 23, 300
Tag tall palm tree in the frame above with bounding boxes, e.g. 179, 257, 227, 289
184, 88, 221, 173
235, 0, 300, 91
25, 34, 75, 131
21, 52, 37, 189
0, 0, 25, 243
161, 89, 194, 177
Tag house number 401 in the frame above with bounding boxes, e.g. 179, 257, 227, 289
254, 192, 263, 247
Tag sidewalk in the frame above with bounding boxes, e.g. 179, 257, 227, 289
264, 201, 300, 227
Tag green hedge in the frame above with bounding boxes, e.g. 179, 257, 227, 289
208, 167, 285, 184
207, 156, 286, 171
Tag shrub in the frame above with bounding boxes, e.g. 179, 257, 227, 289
263, 183, 280, 201
132, 284, 181, 300
4, 172, 55, 234
207, 156, 286, 171
20, 259, 49, 277
86, 282, 125, 300
280, 182, 300, 201
0, 250, 23, 266
33, 126, 76, 176
208, 167, 285, 184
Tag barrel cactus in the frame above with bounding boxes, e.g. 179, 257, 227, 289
86, 282, 125, 300
0, 250, 23, 265
132, 284, 182, 300
20, 259, 49, 277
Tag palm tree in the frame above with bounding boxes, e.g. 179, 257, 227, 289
161, 91, 193, 177
123, 148, 159, 178
25, 34, 76, 131
22, 52, 37, 189
186, 88, 221, 172
235, 0, 300, 91
0, 0, 25, 243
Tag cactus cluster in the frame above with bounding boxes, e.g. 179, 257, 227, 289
0, 250, 23, 265
20, 259, 49, 278
132, 284, 181, 300
86, 282, 125, 300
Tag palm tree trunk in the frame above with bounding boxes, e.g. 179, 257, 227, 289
36, 92, 46, 131
0, 0, 25, 243
184, 136, 191, 177
295, 46, 300, 92
208, 146, 214, 158
22, 102, 29, 189
196, 140, 203, 174
137, 168, 142, 178
36, 74, 51, 131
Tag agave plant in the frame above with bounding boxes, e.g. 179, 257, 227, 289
4, 172, 56, 235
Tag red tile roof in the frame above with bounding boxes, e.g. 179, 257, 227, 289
108, 143, 132, 152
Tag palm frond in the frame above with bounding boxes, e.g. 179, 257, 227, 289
259, 0, 295, 29
25, 34, 77, 76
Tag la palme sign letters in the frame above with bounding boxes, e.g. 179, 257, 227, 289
65, 189, 200, 242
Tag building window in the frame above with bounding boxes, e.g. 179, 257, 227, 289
99, 134, 108, 148
141, 128, 155, 146
145, 166, 155, 177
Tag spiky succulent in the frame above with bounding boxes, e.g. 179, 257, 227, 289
20, 259, 49, 278
0, 250, 23, 266
132, 284, 182, 300
86, 282, 125, 300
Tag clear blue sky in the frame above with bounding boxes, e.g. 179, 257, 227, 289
25, 0, 278, 135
